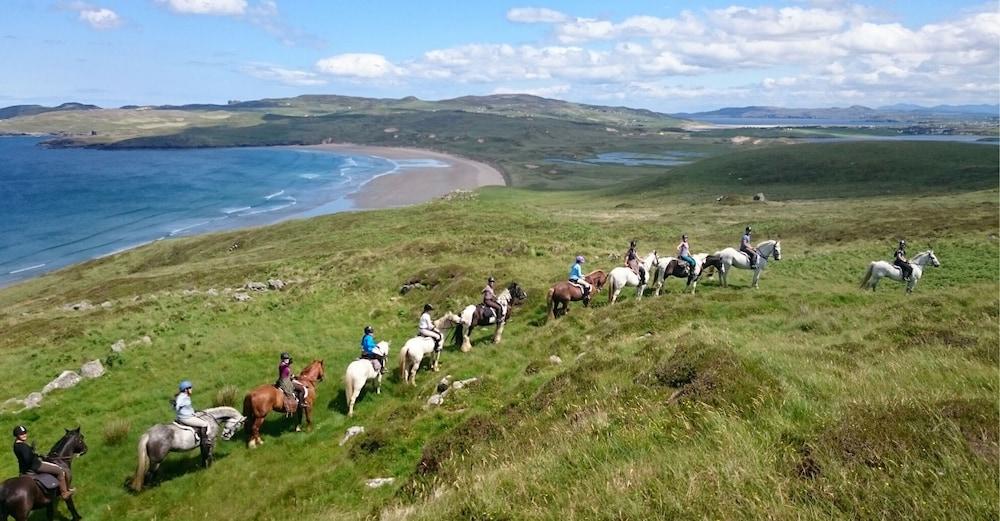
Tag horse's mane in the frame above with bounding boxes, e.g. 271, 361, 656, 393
47, 431, 76, 457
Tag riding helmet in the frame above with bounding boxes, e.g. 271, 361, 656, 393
487, 276, 495, 283
423, 303, 434, 312
364, 325, 374, 335
630, 240, 636, 247
682, 234, 688, 240
12, 425, 27, 437
746, 225, 752, 233
576, 255, 585, 263
899, 239, 906, 246
280, 352, 291, 361
179, 380, 193, 391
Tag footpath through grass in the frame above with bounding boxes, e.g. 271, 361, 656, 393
0, 142, 996, 520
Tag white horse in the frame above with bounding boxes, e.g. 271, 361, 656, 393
704, 240, 782, 288
456, 282, 527, 352
607, 251, 659, 304
860, 250, 940, 293
399, 312, 462, 385
344, 341, 390, 417
652, 253, 708, 295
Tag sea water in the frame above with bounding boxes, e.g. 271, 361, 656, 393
0, 137, 403, 285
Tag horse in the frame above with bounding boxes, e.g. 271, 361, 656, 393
652, 253, 708, 295
860, 250, 940, 293
399, 312, 462, 385
243, 359, 325, 449
454, 282, 528, 352
546, 270, 608, 320
702, 240, 782, 288
130, 407, 243, 491
345, 341, 390, 417
0, 428, 87, 521
607, 251, 658, 304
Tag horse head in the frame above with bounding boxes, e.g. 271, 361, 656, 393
205, 407, 246, 440
586, 270, 607, 291
49, 427, 87, 461
438, 311, 461, 328
508, 282, 527, 303
757, 240, 781, 261
914, 250, 940, 267
300, 359, 326, 382
375, 340, 391, 357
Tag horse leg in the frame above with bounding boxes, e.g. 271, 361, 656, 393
493, 322, 505, 344
46, 502, 54, 521
65, 496, 82, 521
376, 372, 383, 394
461, 325, 473, 353
752, 268, 761, 288
252, 415, 266, 447
432, 350, 440, 373
295, 404, 303, 432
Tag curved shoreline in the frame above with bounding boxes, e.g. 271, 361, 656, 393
299, 143, 506, 209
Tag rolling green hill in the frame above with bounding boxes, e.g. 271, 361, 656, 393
0, 141, 996, 520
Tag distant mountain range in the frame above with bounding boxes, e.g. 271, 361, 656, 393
0, 102, 100, 120
674, 104, 998, 120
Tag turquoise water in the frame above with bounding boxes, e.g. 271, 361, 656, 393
0, 137, 416, 285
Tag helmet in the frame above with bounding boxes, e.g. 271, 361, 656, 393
576, 255, 585, 263
12, 425, 27, 437
178, 380, 193, 391
280, 352, 291, 361
487, 276, 495, 283
682, 234, 688, 240
629, 240, 636, 247
745, 225, 752, 233
423, 303, 434, 312
364, 325, 374, 335
899, 239, 906, 246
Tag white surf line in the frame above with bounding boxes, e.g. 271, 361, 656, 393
264, 190, 285, 200
9, 263, 46, 275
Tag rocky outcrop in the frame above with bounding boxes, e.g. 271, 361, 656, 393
366, 478, 395, 488
233, 293, 252, 302
80, 360, 105, 378
340, 426, 365, 446
245, 281, 267, 291
267, 279, 285, 290
41, 371, 82, 394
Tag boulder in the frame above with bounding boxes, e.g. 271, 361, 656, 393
134, 335, 152, 346
64, 301, 93, 311
233, 293, 252, 302
267, 279, 285, 290
42, 371, 82, 394
23, 393, 43, 409
111, 339, 127, 352
206, 288, 219, 296
753, 192, 766, 202
80, 360, 105, 378
549, 355, 562, 365
426, 394, 445, 407
100, 301, 113, 309
453, 377, 479, 390
339, 426, 365, 446
366, 478, 395, 488
245, 281, 267, 291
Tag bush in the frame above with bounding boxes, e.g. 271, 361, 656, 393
102, 418, 130, 446
213, 384, 241, 408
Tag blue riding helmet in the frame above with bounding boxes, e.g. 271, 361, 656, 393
576, 255, 585, 263
178, 380, 193, 391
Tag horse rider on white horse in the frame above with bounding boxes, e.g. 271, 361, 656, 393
482, 277, 504, 323
360, 325, 386, 374
625, 240, 646, 287
174, 380, 211, 458
676, 234, 696, 276
569, 255, 592, 299
418, 303, 442, 351
893, 240, 913, 281
740, 226, 760, 269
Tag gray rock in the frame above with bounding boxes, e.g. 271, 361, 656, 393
42, 371, 82, 394
206, 288, 219, 296
267, 279, 285, 290
23, 393, 43, 409
65, 301, 93, 311
100, 301, 113, 309
549, 355, 562, 365
133, 335, 152, 346
111, 339, 127, 352
426, 394, 445, 407
233, 293, 252, 302
339, 425, 365, 446
2, 398, 25, 412
245, 281, 267, 291
366, 477, 395, 488
753, 192, 766, 202
80, 360, 105, 378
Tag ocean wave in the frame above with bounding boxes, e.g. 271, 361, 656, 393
169, 221, 213, 236
395, 159, 450, 169
300, 173, 320, 179
9, 263, 45, 275
238, 201, 297, 216
264, 190, 285, 200
221, 206, 252, 214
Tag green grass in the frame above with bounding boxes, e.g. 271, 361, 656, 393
0, 141, 996, 520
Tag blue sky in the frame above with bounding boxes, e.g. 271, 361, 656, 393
2, 1, 997, 112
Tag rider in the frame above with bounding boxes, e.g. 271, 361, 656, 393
894, 239, 912, 281
12, 425, 74, 499
174, 380, 212, 460
418, 304, 442, 351
568, 255, 592, 298
740, 226, 760, 269
275, 352, 302, 417
625, 240, 646, 286
677, 234, 696, 274
360, 325, 385, 374
482, 277, 504, 323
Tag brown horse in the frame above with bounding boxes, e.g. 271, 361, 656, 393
546, 270, 607, 320
243, 360, 325, 448
0, 428, 87, 521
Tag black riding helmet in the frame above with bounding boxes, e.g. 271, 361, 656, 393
12, 425, 27, 437
423, 303, 434, 312
487, 276, 495, 283
364, 325, 374, 335
746, 225, 752, 233
280, 352, 291, 361
899, 239, 906, 247
629, 240, 636, 248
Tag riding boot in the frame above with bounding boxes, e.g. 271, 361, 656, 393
198, 427, 212, 466
58, 473, 74, 500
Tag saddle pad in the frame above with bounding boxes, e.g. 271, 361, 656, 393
32, 473, 60, 491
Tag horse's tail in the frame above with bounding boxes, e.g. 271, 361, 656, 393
343, 366, 355, 408
451, 319, 463, 347
131, 432, 151, 491
860, 262, 874, 289
546, 287, 556, 320
399, 344, 409, 381
242, 393, 256, 438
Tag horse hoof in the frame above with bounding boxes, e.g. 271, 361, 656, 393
295, 426, 302, 432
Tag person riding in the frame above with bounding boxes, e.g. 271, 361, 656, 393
625, 240, 646, 286
174, 380, 211, 461
677, 234, 696, 274
360, 325, 385, 374
740, 226, 760, 269
275, 352, 303, 417
894, 239, 913, 281
418, 304, 443, 351
568, 255, 592, 298
482, 276, 504, 322
12, 425, 74, 499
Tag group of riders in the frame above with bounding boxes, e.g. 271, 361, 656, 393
7, 227, 919, 496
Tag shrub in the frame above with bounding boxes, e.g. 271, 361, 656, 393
102, 418, 130, 446
213, 384, 241, 408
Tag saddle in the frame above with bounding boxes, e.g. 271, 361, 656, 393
568, 280, 590, 298
172, 421, 203, 443
479, 303, 506, 324
361, 356, 383, 373
26, 472, 59, 494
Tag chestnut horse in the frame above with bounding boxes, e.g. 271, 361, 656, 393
0, 428, 87, 521
546, 270, 607, 320
243, 359, 325, 448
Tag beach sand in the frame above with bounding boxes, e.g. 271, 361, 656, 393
303, 144, 506, 209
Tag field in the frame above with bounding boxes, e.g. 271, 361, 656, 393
0, 139, 996, 520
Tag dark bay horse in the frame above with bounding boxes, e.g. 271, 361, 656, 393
243, 359, 325, 448
547, 270, 607, 320
455, 282, 527, 352
0, 428, 87, 521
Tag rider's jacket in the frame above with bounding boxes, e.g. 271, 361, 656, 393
569, 262, 584, 281
419, 312, 433, 331
175, 392, 195, 419
278, 360, 292, 380
482, 285, 496, 302
894, 248, 907, 262
678, 240, 690, 257
13, 441, 41, 474
741, 233, 752, 249
361, 334, 378, 355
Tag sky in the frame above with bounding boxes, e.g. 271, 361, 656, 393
2, 0, 998, 112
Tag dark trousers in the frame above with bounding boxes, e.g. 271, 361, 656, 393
894, 259, 912, 279
740, 246, 758, 267
484, 300, 503, 320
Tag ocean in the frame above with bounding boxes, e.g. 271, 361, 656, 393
0, 137, 424, 286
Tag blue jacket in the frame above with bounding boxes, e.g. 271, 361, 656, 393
568, 263, 584, 281
361, 334, 378, 355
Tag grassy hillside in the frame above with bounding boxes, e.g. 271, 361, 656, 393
0, 142, 996, 520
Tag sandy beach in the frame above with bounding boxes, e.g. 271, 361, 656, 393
303, 144, 506, 209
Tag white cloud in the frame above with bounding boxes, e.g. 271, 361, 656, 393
156, 0, 248, 15
242, 64, 326, 86
315, 53, 403, 79
506, 7, 568, 24
491, 84, 570, 98
708, 6, 846, 38
62, 2, 121, 30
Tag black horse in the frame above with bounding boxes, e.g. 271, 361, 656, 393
454, 282, 527, 352
0, 428, 87, 521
